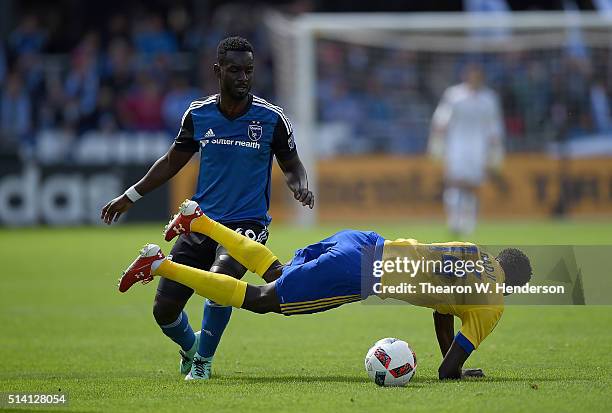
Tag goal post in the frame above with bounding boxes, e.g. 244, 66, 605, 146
265, 11, 612, 225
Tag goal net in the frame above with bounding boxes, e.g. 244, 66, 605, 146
265, 12, 612, 224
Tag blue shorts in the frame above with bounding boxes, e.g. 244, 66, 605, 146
275, 230, 385, 315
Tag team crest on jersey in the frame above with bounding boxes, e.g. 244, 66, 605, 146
248, 122, 263, 141
288, 134, 295, 150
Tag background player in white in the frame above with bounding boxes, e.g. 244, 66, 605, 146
429, 64, 505, 236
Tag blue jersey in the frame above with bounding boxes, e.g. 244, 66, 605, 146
174, 94, 297, 226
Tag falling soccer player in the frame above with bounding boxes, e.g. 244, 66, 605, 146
120, 200, 532, 380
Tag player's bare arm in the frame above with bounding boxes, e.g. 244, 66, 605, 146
433, 311, 467, 379
438, 341, 470, 380
277, 153, 315, 208
100, 144, 193, 224
433, 313, 484, 379
433, 311, 454, 356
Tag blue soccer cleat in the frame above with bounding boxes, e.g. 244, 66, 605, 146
179, 330, 201, 375
185, 353, 213, 380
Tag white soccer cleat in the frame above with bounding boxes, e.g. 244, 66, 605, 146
164, 200, 204, 242
179, 199, 201, 216
184, 353, 213, 380
179, 330, 201, 375
118, 244, 165, 292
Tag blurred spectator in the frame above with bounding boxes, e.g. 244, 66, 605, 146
64, 33, 101, 124
38, 76, 66, 130
320, 82, 361, 125
118, 74, 164, 131
0, 73, 32, 147
1, 3, 611, 163
590, 76, 612, 133
15, 52, 45, 96
80, 85, 120, 133
102, 37, 135, 91
162, 74, 201, 133
132, 14, 178, 58
168, 6, 191, 49
106, 14, 130, 43
8, 15, 46, 56
0, 45, 6, 85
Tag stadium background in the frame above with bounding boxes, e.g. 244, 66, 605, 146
1, 0, 612, 225
1, 1, 612, 412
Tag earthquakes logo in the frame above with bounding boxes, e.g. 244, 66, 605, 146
248, 121, 263, 141
288, 134, 295, 150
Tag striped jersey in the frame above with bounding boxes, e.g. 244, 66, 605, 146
174, 94, 297, 225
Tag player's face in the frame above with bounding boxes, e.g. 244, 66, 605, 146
464, 66, 484, 88
216, 51, 254, 100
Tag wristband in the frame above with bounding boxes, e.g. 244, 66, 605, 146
124, 186, 143, 203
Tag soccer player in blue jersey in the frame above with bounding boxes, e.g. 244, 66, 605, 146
101, 37, 314, 380
119, 200, 532, 380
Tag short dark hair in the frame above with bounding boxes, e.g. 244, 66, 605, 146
217, 36, 254, 64
496, 248, 532, 288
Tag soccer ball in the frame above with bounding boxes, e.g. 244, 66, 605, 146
364, 338, 417, 387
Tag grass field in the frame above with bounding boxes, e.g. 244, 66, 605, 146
1, 220, 612, 412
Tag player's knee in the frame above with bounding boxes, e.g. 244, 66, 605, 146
152, 294, 186, 326
211, 254, 246, 279
245, 288, 268, 314
244, 284, 279, 314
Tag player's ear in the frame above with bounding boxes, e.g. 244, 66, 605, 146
213, 63, 221, 78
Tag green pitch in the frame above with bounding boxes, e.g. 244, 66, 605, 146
1, 220, 611, 412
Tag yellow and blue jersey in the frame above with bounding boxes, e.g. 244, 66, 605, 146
274, 232, 504, 353
380, 239, 505, 353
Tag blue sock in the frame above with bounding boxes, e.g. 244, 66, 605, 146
198, 299, 232, 358
159, 311, 195, 352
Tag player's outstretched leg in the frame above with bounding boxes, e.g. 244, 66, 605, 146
164, 200, 278, 277
120, 244, 247, 306
119, 243, 281, 380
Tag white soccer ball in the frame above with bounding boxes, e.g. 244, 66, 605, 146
364, 338, 417, 387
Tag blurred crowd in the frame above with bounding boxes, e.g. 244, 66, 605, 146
1, 3, 612, 160
0, 4, 277, 158
316, 41, 612, 154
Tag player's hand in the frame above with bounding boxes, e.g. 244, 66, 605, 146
292, 186, 315, 209
461, 368, 485, 378
101, 194, 134, 225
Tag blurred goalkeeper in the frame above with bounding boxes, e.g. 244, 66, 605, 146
429, 64, 505, 236
119, 200, 532, 380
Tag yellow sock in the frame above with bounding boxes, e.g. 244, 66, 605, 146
154, 259, 247, 308
191, 217, 278, 277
